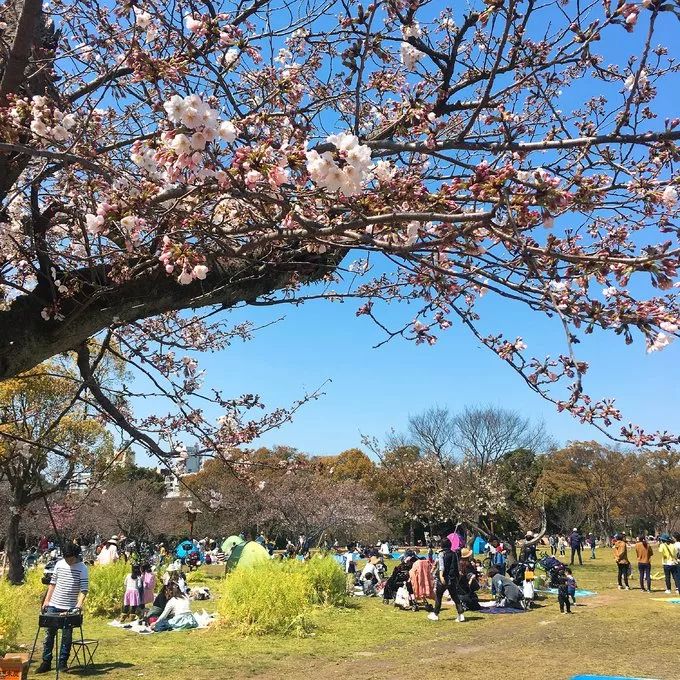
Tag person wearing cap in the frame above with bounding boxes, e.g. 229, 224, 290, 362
37, 543, 89, 674
520, 532, 537, 562
568, 528, 583, 566
428, 537, 465, 623
658, 533, 680, 594
612, 533, 630, 590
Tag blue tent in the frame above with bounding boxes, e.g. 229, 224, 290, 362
175, 540, 203, 562
472, 536, 487, 554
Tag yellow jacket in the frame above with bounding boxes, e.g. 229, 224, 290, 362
659, 542, 678, 566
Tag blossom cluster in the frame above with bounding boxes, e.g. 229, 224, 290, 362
306, 132, 373, 195
400, 23, 422, 70
8, 95, 76, 143
159, 236, 209, 285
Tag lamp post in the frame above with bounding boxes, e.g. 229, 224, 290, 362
185, 504, 201, 540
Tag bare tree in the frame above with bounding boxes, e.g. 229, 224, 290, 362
452, 405, 550, 473
407, 406, 458, 462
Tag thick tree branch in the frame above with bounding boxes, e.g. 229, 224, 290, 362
0, 249, 344, 380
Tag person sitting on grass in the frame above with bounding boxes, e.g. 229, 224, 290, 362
360, 556, 379, 596
487, 567, 524, 609
150, 584, 197, 632
145, 584, 172, 624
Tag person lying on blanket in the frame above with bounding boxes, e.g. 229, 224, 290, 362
150, 584, 197, 632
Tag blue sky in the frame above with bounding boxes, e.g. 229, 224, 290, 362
132, 282, 680, 460
131, 4, 680, 463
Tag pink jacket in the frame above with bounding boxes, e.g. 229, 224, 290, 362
409, 559, 435, 599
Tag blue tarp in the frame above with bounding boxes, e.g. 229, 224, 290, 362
473, 537, 487, 554
571, 676, 660, 680
545, 588, 597, 597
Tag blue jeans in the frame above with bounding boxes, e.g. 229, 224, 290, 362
42, 607, 73, 664
638, 563, 651, 590
663, 564, 680, 592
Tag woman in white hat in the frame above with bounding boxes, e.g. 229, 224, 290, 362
97, 537, 119, 565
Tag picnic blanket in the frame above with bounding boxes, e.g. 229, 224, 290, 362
109, 610, 215, 633
544, 588, 597, 597
651, 597, 680, 604
571, 676, 660, 680
479, 601, 525, 614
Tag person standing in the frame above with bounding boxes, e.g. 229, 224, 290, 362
587, 533, 597, 560
558, 534, 567, 557
613, 533, 630, 590
141, 563, 156, 610
674, 533, 680, 593
37, 543, 89, 674
97, 537, 119, 565
635, 535, 653, 592
548, 534, 557, 556
658, 533, 680, 594
428, 538, 465, 622
568, 528, 583, 566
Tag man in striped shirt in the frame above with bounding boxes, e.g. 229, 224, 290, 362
37, 543, 89, 674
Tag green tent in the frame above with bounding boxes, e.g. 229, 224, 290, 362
226, 540, 269, 571
221, 535, 246, 555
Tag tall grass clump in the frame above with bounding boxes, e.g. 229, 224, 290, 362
305, 556, 347, 606
20, 566, 47, 605
0, 581, 21, 655
85, 561, 129, 617
217, 560, 314, 636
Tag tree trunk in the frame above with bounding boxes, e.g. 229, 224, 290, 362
6, 511, 24, 584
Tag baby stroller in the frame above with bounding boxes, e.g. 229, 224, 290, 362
538, 554, 566, 588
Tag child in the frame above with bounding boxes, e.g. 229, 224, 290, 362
141, 563, 156, 610
565, 567, 577, 604
122, 564, 143, 620
556, 572, 572, 614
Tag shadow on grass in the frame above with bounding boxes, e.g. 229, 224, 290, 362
67, 661, 135, 676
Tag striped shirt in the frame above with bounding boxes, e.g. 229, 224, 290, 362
48, 559, 89, 609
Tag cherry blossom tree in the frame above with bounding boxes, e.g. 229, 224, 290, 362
0, 0, 679, 475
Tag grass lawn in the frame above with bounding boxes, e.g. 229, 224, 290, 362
14, 549, 679, 679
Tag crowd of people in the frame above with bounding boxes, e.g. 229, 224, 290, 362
19, 524, 680, 673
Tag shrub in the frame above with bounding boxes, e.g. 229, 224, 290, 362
305, 557, 347, 607
21, 566, 47, 605
0, 581, 21, 656
216, 560, 314, 636
85, 561, 129, 617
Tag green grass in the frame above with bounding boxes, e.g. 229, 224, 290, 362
13, 549, 679, 679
